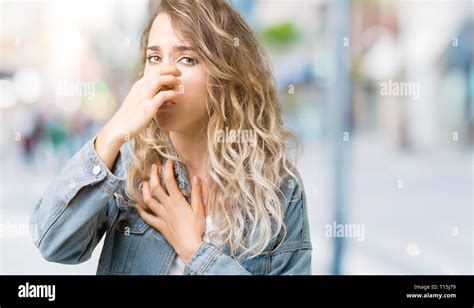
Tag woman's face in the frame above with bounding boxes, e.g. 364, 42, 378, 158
145, 13, 208, 133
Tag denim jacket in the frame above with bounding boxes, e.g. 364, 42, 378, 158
30, 137, 312, 275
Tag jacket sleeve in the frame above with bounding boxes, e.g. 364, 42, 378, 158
183, 174, 312, 275
30, 136, 128, 264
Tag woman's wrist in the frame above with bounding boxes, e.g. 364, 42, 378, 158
94, 128, 124, 170
179, 240, 204, 264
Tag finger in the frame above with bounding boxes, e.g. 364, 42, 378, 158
163, 160, 185, 202
191, 176, 205, 215
157, 65, 182, 77
131, 78, 145, 92
146, 89, 181, 112
140, 65, 180, 93
148, 164, 169, 202
142, 66, 181, 82
142, 181, 166, 217
142, 75, 181, 98
138, 181, 151, 212
135, 202, 166, 231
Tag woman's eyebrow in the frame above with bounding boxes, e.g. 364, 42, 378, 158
146, 45, 194, 52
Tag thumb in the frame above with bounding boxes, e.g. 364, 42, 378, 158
191, 176, 204, 215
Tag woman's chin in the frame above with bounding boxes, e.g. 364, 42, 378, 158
155, 114, 174, 128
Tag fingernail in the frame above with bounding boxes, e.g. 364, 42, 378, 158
193, 176, 200, 185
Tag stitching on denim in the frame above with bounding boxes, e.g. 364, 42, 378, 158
198, 245, 220, 275
35, 199, 67, 247
270, 244, 312, 256
128, 230, 146, 274
161, 247, 175, 275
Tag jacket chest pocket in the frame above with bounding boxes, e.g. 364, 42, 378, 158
98, 194, 151, 274
116, 210, 150, 234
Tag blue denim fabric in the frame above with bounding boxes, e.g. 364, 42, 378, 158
30, 137, 312, 275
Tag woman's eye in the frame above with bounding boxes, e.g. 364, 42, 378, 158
179, 56, 196, 65
147, 55, 162, 64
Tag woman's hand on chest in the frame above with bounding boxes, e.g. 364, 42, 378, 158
135, 159, 205, 263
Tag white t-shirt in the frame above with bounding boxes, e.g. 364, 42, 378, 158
167, 215, 218, 275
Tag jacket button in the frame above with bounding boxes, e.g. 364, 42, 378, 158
92, 165, 101, 176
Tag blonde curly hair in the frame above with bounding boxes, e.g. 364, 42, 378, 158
126, 0, 297, 259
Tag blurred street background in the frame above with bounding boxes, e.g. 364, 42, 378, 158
0, 0, 473, 275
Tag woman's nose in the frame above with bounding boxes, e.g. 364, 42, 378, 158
160, 56, 174, 67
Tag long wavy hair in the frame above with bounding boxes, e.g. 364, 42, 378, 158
126, 0, 297, 259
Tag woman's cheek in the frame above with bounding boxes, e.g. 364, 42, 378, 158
182, 68, 207, 100
143, 63, 152, 75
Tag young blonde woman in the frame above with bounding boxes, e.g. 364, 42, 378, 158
31, 0, 312, 275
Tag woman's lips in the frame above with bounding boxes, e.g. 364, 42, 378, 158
159, 102, 176, 110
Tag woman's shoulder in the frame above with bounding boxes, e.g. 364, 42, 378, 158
278, 166, 306, 209
274, 165, 312, 251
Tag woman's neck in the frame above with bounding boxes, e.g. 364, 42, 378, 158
169, 130, 208, 210
168, 130, 207, 180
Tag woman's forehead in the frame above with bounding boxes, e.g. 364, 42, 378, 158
148, 13, 189, 48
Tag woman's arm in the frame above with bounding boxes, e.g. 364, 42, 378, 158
30, 137, 128, 264
30, 65, 183, 264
